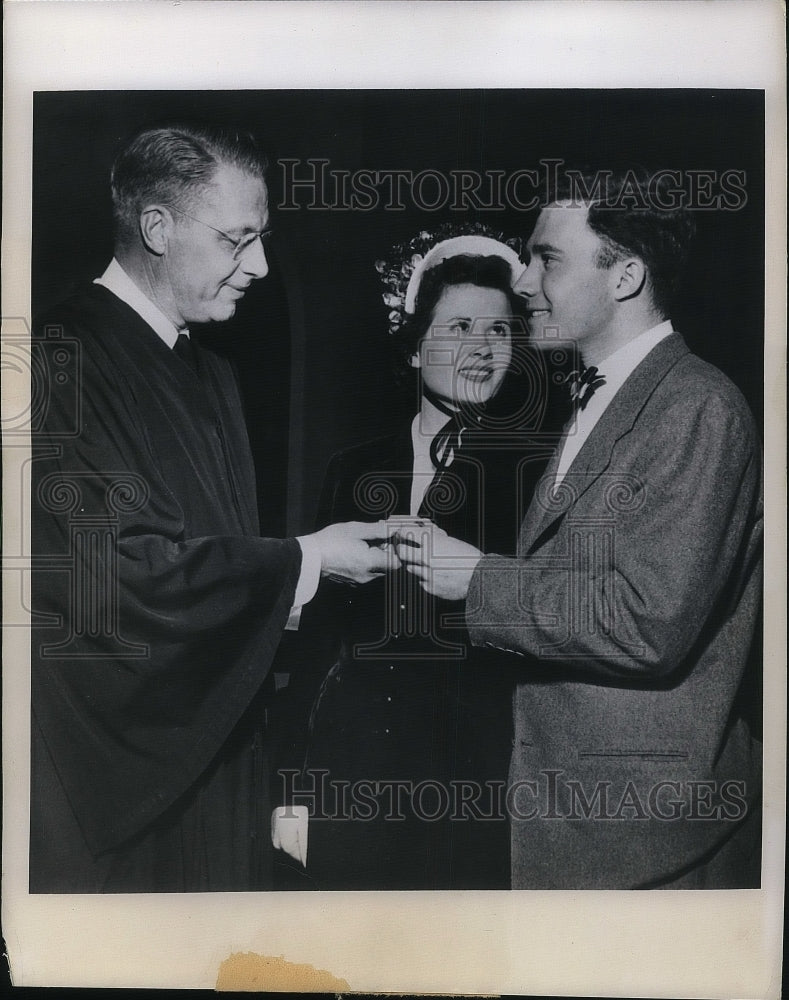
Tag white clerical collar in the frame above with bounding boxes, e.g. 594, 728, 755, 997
94, 258, 186, 349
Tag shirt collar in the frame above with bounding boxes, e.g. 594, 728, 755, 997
587, 320, 674, 399
415, 395, 455, 440
94, 258, 186, 349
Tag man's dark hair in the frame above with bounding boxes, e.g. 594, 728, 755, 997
392, 254, 524, 379
110, 124, 268, 241
555, 167, 696, 317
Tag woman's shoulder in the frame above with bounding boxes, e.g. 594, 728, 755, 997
317, 427, 413, 526
327, 427, 410, 478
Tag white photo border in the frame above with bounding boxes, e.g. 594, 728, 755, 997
2, 1, 785, 995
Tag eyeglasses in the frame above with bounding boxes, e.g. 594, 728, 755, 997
168, 205, 273, 261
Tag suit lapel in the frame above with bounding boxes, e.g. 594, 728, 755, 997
520, 334, 691, 554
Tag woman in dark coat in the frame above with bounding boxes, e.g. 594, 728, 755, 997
274, 227, 559, 889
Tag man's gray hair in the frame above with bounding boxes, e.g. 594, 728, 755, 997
110, 124, 268, 240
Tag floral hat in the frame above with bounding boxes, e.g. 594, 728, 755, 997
375, 222, 526, 337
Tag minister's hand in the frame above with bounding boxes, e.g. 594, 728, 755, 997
395, 523, 483, 601
308, 520, 400, 585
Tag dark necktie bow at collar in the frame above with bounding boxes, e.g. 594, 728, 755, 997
566, 365, 606, 410
423, 386, 476, 473
429, 420, 464, 473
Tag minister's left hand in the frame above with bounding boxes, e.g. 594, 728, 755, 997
395, 523, 483, 601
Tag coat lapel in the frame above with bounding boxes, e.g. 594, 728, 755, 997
373, 423, 415, 516
520, 333, 691, 554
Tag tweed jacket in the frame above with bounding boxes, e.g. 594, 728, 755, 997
465, 333, 763, 889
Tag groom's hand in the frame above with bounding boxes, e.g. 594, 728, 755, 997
395, 522, 483, 601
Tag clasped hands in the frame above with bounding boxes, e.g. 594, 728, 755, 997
308, 517, 483, 601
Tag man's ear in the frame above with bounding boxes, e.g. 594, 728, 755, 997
139, 206, 171, 256
408, 351, 422, 369
613, 257, 647, 302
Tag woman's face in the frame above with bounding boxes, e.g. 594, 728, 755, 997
411, 282, 513, 408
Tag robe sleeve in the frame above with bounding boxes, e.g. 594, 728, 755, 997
32, 323, 302, 855
268, 449, 354, 801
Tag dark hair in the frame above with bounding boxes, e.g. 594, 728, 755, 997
554, 167, 696, 316
391, 253, 523, 378
110, 124, 268, 240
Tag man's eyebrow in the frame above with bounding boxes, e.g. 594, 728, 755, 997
528, 241, 563, 256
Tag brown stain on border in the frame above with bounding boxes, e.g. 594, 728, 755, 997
216, 952, 350, 992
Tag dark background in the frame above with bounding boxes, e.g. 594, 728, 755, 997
33, 90, 765, 537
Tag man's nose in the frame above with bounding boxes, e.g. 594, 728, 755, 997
512, 261, 536, 298
240, 238, 269, 280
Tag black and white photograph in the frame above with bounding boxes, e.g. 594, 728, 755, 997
3, 1, 785, 994
28, 87, 766, 895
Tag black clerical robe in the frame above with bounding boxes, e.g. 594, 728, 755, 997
31, 284, 301, 891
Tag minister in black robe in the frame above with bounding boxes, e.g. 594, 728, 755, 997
30, 123, 392, 892
31, 281, 303, 891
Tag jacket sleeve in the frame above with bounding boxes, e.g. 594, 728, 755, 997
465, 390, 763, 681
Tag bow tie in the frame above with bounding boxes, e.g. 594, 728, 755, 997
566, 365, 606, 410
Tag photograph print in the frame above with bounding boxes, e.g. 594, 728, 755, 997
29, 88, 764, 893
